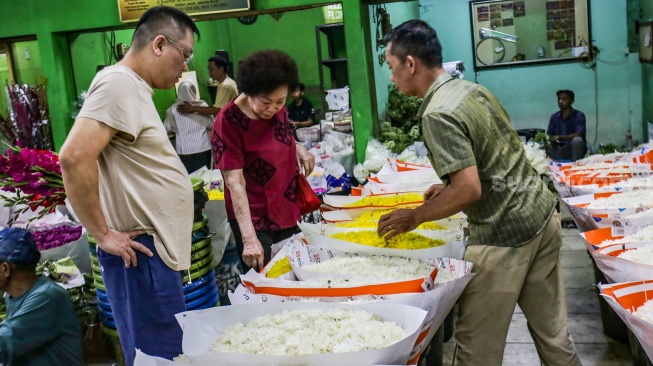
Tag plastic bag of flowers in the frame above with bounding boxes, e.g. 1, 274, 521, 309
321, 208, 467, 230
161, 302, 426, 365
600, 280, 653, 361
299, 222, 465, 260
590, 242, 653, 283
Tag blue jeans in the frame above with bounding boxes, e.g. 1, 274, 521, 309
97, 234, 186, 365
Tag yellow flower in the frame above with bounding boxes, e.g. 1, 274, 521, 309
207, 190, 225, 200
266, 257, 292, 278
334, 208, 446, 230
343, 193, 423, 208
330, 230, 445, 249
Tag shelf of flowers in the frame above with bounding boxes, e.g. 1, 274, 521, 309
550, 142, 653, 362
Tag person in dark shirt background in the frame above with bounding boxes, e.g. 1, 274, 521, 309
288, 83, 315, 129
546, 89, 587, 162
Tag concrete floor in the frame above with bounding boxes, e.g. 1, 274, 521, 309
441, 226, 633, 366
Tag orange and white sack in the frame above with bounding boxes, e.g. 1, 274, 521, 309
591, 243, 653, 283
600, 281, 653, 361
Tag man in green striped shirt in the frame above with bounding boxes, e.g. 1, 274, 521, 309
378, 20, 581, 366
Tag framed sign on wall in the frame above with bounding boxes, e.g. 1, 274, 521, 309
470, 0, 592, 70
117, 0, 250, 23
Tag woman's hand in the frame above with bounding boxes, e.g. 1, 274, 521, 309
296, 144, 315, 176
242, 237, 264, 270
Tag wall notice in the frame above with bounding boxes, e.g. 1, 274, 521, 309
118, 0, 250, 22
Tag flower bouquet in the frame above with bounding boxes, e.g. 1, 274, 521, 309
0, 143, 66, 226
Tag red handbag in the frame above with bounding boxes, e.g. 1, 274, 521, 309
296, 174, 321, 215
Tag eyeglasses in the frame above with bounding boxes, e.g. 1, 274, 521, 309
165, 36, 193, 65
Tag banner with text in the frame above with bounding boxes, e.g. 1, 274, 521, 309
118, 0, 250, 22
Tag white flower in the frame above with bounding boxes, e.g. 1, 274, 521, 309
574, 153, 627, 165
522, 141, 548, 175
602, 225, 653, 245
587, 191, 653, 210
606, 176, 653, 189
616, 245, 653, 265
297, 255, 434, 287
624, 209, 653, 219
633, 299, 653, 325
211, 308, 406, 355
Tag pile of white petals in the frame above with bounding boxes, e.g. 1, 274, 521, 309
587, 191, 653, 209
575, 153, 627, 165
299, 255, 434, 285
211, 308, 406, 355
633, 299, 653, 325
522, 141, 548, 175
625, 209, 653, 219
616, 245, 653, 265
602, 225, 653, 245
606, 176, 653, 189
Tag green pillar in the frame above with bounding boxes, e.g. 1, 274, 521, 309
37, 32, 77, 151
342, 1, 378, 163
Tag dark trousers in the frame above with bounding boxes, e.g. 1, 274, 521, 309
229, 221, 300, 273
97, 234, 186, 366
179, 150, 212, 174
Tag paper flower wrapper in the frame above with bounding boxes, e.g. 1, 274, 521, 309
600, 281, 653, 361
156, 302, 426, 366
299, 222, 465, 260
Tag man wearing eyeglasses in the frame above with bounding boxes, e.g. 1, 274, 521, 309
59, 6, 199, 365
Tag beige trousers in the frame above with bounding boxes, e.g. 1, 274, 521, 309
454, 213, 582, 366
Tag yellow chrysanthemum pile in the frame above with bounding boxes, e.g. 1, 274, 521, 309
266, 257, 292, 278
343, 193, 423, 208
335, 209, 446, 230
330, 230, 445, 250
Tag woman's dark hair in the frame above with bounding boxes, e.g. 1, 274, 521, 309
131, 6, 200, 50
384, 19, 442, 68
236, 50, 299, 96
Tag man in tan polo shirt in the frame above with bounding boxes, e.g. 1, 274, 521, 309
59, 6, 198, 365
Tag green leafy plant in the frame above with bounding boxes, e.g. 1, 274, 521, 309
379, 85, 423, 154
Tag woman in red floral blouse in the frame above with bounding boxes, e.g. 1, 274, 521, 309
211, 50, 315, 272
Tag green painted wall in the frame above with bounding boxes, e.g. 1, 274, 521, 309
11, 40, 43, 86
0, 0, 377, 162
643, 0, 653, 139
369, 1, 420, 125
420, 0, 643, 147
0, 53, 9, 117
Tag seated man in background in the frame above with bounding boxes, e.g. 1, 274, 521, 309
288, 82, 315, 129
0, 227, 84, 366
546, 89, 587, 161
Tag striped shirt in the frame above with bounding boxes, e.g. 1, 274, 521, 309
420, 72, 555, 247
164, 106, 213, 155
